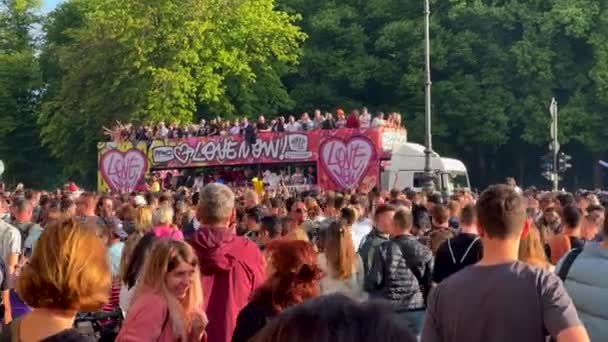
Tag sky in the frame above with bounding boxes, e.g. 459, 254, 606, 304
42, 0, 64, 12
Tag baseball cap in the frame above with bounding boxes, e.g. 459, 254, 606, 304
113, 224, 128, 240
134, 195, 147, 207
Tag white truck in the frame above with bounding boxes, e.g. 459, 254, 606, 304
380, 142, 470, 194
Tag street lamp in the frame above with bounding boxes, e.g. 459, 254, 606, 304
422, 0, 435, 193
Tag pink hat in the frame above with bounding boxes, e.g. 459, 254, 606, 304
68, 183, 78, 192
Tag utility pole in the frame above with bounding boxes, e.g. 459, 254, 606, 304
550, 98, 559, 191
422, 0, 434, 194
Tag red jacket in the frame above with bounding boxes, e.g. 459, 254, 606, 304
346, 113, 360, 128
189, 226, 265, 342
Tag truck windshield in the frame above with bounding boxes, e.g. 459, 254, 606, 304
450, 172, 470, 190
440, 172, 470, 194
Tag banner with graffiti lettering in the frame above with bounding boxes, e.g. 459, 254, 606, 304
149, 132, 313, 168
317, 132, 382, 191
148, 129, 385, 190
98, 141, 149, 193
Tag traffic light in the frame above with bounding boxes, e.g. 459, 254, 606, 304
540, 153, 553, 173
558, 152, 572, 173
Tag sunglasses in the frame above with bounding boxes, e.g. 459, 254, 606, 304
295, 208, 307, 213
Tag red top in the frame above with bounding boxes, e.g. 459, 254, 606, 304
189, 226, 265, 342
346, 113, 360, 128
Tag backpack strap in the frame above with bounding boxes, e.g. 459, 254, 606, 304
460, 236, 480, 264
448, 239, 456, 264
448, 236, 480, 265
558, 248, 583, 282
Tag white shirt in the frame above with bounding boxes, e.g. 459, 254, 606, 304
360, 113, 372, 128
285, 122, 301, 132
371, 118, 384, 128
229, 126, 240, 135
193, 177, 205, 192
158, 126, 169, 138
0, 220, 21, 267
351, 218, 373, 250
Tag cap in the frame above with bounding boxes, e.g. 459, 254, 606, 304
103, 217, 128, 240
68, 183, 78, 192
134, 195, 147, 207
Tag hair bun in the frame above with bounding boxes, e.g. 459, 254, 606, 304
296, 264, 322, 282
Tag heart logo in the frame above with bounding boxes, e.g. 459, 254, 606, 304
319, 136, 376, 189
100, 149, 148, 193
173, 144, 193, 164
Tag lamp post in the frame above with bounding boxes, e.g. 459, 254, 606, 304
423, 0, 435, 193
550, 98, 559, 191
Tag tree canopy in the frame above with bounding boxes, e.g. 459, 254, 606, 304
0, 0, 607, 189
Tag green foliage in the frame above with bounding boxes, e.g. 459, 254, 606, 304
0, 0, 60, 188
39, 0, 306, 182
280, 0, 608, 187
2, 0, 608, 188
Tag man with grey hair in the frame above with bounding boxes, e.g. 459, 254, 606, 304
189, 183, 264, 342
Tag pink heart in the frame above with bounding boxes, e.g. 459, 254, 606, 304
100, 149, 148, 193
173, 144, 193, 164
319, 136, 376, 189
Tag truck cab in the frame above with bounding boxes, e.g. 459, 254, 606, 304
380, 142, 470, 194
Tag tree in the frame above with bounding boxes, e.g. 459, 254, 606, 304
0, 0, 59, 188
40, 0, 306, 183
279, 0, 608, 188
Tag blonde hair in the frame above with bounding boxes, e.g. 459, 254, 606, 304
324, 221, 357, 280
134, 240, 205, 340
17, 218, 111, 311
519, 226, 552, 269
198, 183, 235, 225
134, 206, 153, 233
153, 205, 174, 226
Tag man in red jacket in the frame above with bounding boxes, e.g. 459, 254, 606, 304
189, 183, 265, 342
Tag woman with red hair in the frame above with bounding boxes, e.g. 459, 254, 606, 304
232, 240, 323, 342
346, 109, 360, 128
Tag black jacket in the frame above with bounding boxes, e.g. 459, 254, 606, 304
365, 235, 433, 310
232, 299, 275, 342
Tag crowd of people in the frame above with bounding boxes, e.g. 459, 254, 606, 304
0, 180, 604, 341
104, 108, 404, 142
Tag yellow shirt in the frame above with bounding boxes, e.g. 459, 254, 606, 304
252, 178, 264, 195
151, 181, 161, 192
285, 228, 310, 242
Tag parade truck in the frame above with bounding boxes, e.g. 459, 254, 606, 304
97, 127, 470, 194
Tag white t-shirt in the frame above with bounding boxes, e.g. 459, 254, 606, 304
360, 113, 372, 128
285, 122, 301, 132
158, 126, 169, 138
193, 177, 205, 192
371, 117, 384, 128
229, 126, 240, 135
351, 218, 373, 250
